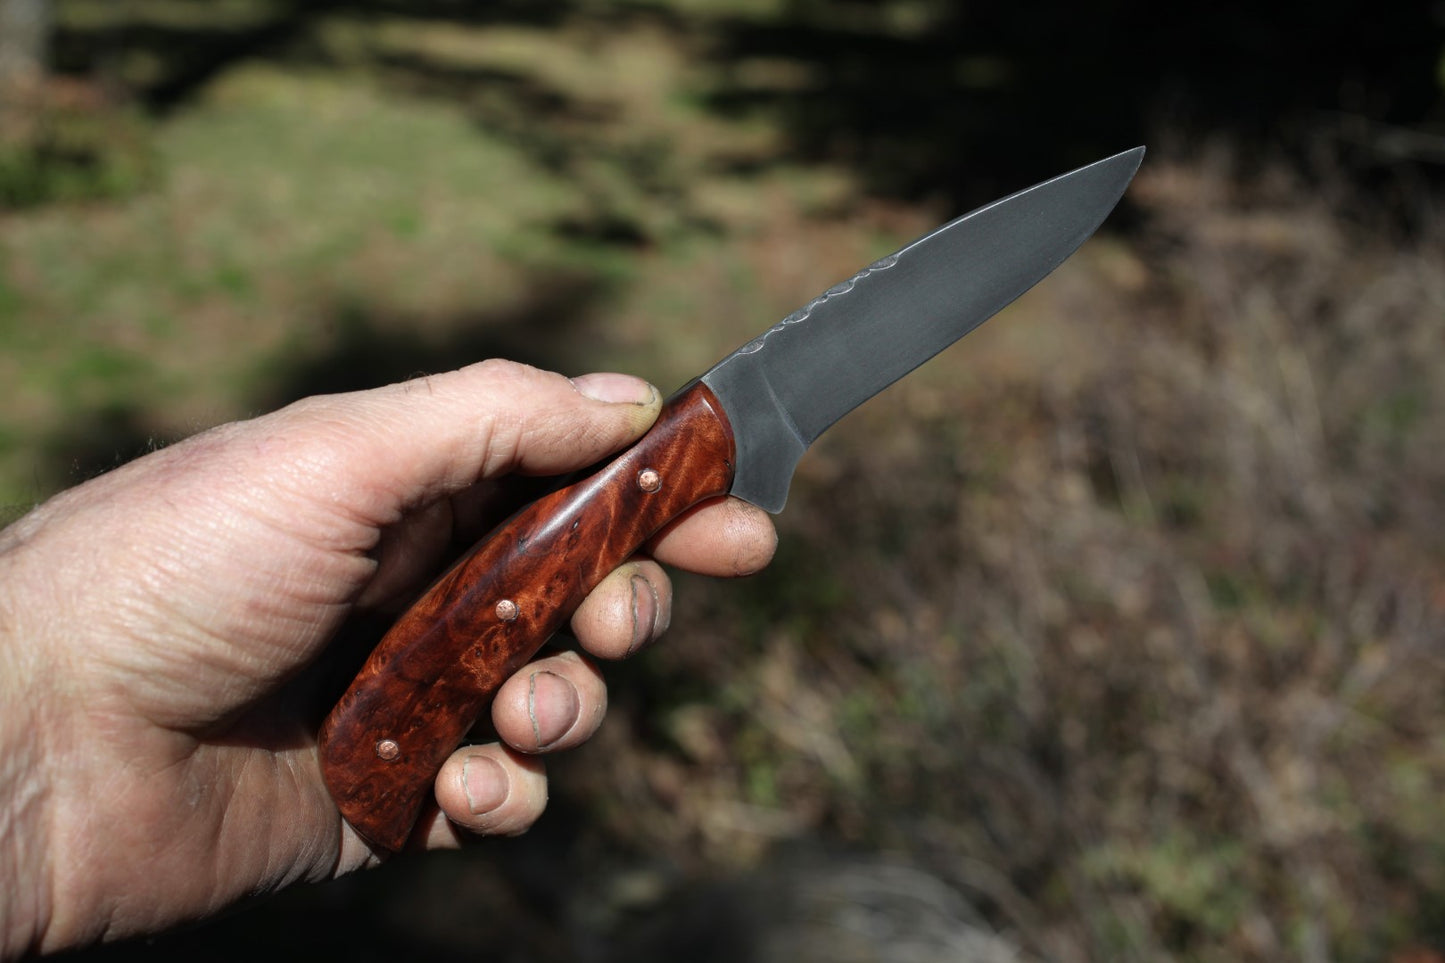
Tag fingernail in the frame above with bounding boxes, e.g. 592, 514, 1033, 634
570, 372, 658, 406
627, 573, 659, 656
528, 671, 581, 749
463, 756, 509, 815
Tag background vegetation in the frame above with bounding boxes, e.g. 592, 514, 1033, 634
2, 1, 1443, 960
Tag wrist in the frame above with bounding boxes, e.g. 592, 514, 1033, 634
0, 551, 54, 959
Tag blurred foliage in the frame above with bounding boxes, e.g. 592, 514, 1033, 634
0, 94, 156, 208
8, 1, 1445, 962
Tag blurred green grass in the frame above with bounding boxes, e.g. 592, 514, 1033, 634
10, 4, 1445, 962
1, 7, 930, 511
0, 62, 588, 505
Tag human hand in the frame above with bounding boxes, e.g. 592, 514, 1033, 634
0, 361, 777, 956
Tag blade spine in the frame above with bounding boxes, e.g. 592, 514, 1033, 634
894, 147, 1145, 260
702, 147, 1143, 389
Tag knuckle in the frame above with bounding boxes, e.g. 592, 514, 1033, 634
467, 357, 541, 384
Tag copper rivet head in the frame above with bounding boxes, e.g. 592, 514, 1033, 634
376, 739, 401, 761
495, 598, 520, 621
638, 468, 662, 493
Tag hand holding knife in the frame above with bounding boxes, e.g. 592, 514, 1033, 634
320, 148, 1147, 853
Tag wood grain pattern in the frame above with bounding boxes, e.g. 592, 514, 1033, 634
318, 382, 736, 852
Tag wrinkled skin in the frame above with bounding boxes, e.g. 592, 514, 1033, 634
0, 361, 776, 957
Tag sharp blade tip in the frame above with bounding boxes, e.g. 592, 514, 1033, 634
1104, 144, 1146, 169
1086, 145, 1146, 194
1120, 144, 1147, 171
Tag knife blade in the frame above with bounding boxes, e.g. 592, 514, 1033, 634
319, 147, 1145, 852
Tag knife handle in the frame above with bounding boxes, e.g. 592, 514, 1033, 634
318, 382, 736, 853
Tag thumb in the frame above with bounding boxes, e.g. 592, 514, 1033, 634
261, 359, 663, 524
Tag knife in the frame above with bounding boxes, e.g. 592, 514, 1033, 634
319, 147, 1145, 852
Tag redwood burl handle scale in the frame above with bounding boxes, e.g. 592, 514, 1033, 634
319, 149, 1144, 853
319, 383, 736, 852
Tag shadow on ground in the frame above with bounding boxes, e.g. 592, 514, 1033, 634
53, 0, 1445, 213
701, 0, 1445, 205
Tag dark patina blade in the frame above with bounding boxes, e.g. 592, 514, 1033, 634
701, 146, 1144, 512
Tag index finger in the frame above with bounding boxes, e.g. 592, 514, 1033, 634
646, 496, 777, 578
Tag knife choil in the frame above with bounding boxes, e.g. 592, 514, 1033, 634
318, 148, 1145, 852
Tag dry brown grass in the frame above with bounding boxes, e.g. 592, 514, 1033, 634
558, 152, 1445, 962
